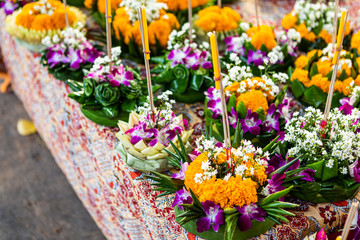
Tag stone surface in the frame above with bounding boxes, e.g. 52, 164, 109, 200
0, 92, 105, 240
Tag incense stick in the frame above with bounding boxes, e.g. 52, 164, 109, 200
105, 0, 112, 70
137, 7, 155, 115
341, 201, 359, 240
188, 0, 193, 43
332, 0, 339, 51
323, 11, 348, 122
218, 0, 221, 8
255, 0, 260, 28
63, 0, 69, 28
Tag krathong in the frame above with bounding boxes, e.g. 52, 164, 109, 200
204, 64, 292, 146
152, 23, 214, 103
224, 23, 301, 72
115, 91, 193, 172
112, 0, 179, 59
282, 0, 352, 51
282, 103, 360, 203
68, 47, 147, 127
290, 44, 360, 108
5, 0, 86, 51
148, 133, 298, 240
41, 27, 102, 81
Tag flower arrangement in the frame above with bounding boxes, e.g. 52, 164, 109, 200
224, 23, 301, 72
281, 0, 352, 52
112, 0, 179, 59
204, 65, 291, 146
158, 0, 208, 12
289, 44, 360, 108
5, 0, 86, 51
148, 134, 299, 240
282, 105, 360, 202
115, 91, 193, 172
151, 23, 214, 103
0, 0, 32, 15
68, 47, 148, 127
40, 27, 102, 82
83, 0, 122, 30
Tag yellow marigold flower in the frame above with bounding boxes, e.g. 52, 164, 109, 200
236, 90, 269, 114
342, 77, 354, 96
355, 75, 360, 86
158, 0, 208, 11
319, 29, 332, 44
291, 68, 310, 86
84, 0, 95, 9
307, 49, 322, 59
184, 153, 261, 209
97, 0, 121, 14
345, 21, 351, 37
149, 19, 172, 48
351, 32, 360, 53
296, 23, 316, 42
247, 25, 276, 50
337, 60, 351, 77
281, 12, 297, 30
295, 55, 309, 69
317, 60, 332, 77
310, 74, 330, 93
195, 6, 240, 32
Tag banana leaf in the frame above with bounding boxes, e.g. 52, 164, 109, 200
80, 105, 129, 127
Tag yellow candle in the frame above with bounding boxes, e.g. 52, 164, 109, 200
209, 32, 220, 90
107, 0, 111, 23
141, 7, 150, 60
333, 10, 346, 64
336, 237, 342, 240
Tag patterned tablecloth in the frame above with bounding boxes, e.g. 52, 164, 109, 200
1, 1, 360, 239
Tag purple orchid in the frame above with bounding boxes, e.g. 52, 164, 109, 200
247, 49, 268, 66
173, 188, 193, 211
172, 162, 189, 180
67, 47, 82, 69
235, 203, 266, 231
228, 107, 238, 129
198, 51, 212, 69
277, 131, 285, 142
107, 65, 134, 87
196, 201, 225, 233
46, 46, 69, 68
148, 125, 183, 147
349, 159, 360, 182
80, 41, 101, 63
205, 88, 222, 119
340, 97, 355, 115
262, 103, 280, 132
224, 36, 246, 55
185, 52, 200, 70
85, 65, 106, 82
298, 168, 316, 182
125, 121, 157, 145
266, 173, 286, 196
277, 99, 294, 123
168, 47, 190, 67
168, 47, 212, 70
239, 109, 262, 135
1, 0, 18, 15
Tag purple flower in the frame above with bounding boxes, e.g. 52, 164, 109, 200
224, 36, 246, 55
262, 103, 280, 132
173, 188, 193, 211
205, 88, 222, 119
298, 168, 316, 182
266, 173, 286, 195
247, 49, 268, 66
277, 131, 285, 142
168, 47, 190, 67
340, 97, 355, 115
196, 201, 224, 233
198, 51, 212, 69
125, 121, 157, 145
1, 0, 18, 15
67, 47, 82, 69
85, 65, 106, 82
46, 46, 69, 68
80, 41, 101, 63
148, 125, 183, 147
239, 109, 262, 135
235, 203, 266, 231
349, 159, 360, 182
107, 65, 134, 87
229, 107, 238, 129
278, 99, 294, 123
185, 52, 200, 70
354, 215, 360, 240
172, 162, 188, 180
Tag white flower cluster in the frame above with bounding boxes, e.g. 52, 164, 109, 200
41, 25, 86, 47
29, 0, 55, 15
276, 28, 301, 57
167, 23, 209, 51
293, 0, 343, 33
284, 106, 360, 175
88, 47, 122, 76
120, 0, 167, 23
194, 138, 269, 183
267, 46, 285, 65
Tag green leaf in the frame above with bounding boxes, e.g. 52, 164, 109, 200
261, 201, 298, 209
155, 70, 174, 84
236, 101, 247, 119
232, 121, 243, 149
146, 171, 183, 197
259, 186, 294, 206
103, 104, 119, 118
224, 213, 239, 240
291, 79, 306, 98
306, 160, 324, 180
309, 63, 319, 77
274, 85, 288, 107
227, 94, 237, 113
302, 85, 326, 108
322, 158, 338, 181
68, 91, 86, 104
260, 44, 270, 53
189, 75, 204, 91
338, 69, 348, 81
267, 212, 289, 223
270, 156, 302, 177
262, 136, 279, 153
256, 108, 266, 121
265, 208, 295, 217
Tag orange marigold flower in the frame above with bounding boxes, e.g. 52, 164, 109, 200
319, 29, 332, 44
342, 77, 354, 96
310, 74, 330, 93
295, 55, 309, 69
236, 90, 269, 114
247, 25, 276, 50
281, 12, 297, 30
97, 0, 121, 13
296, 23, 316, 42
84, 0, 95, 9
317, 60, 332, 77
159, 0, 208, 11
195, 6, 240, 32
351, 32, 360, 54
307, 49, 322, 59
149, 19, 172, 48
355, 75, 360, 86
291, 68, 310, 86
